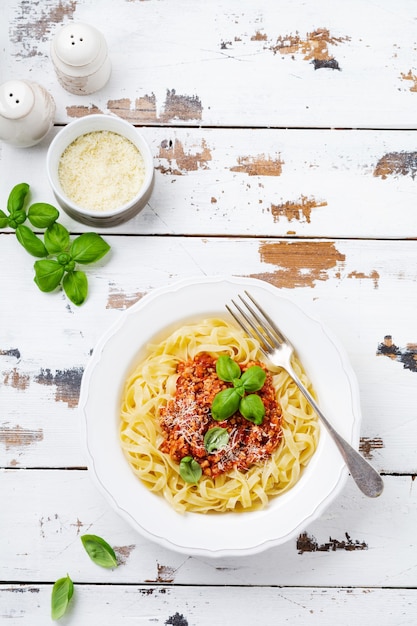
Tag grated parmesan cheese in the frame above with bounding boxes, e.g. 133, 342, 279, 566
58, 130, 146, 213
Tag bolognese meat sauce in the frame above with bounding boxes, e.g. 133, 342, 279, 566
159, 353, 282, 477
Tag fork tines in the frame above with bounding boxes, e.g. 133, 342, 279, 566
226, 291, 289, 356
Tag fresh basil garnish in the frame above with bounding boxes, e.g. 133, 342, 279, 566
7, 182, 29, 214
34, 260, 65, 292
179, 456, 202, 483
239, 394, 265, 425
63, 270, 88, 306
15, 224, 48, 257
0, 210, 8, 228
240, 365, 266, 392
216, 354, 241, 382
212, 356, 267, 425
51, 574, 74, 620
27, 202, 59, 228
204, 427, 229, 453
2, 183, 110, 305
81, 534, 118, 568
70, 232, 111, 264
212, 386, 241, 421
44, 222, 70, 254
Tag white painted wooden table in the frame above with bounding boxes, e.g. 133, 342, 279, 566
1, 1, 417, 623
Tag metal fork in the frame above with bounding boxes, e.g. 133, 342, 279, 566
226, 291, 384, 498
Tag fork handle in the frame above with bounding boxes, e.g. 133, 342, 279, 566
287, 367, 384, 498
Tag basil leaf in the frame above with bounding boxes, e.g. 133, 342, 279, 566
51, 574, 74, 620
179, 456, 202, 483
0, 210, 9, 228
239, 393, 265, 425
216, 355, 241, 382
7, 182, 29, 214
15, 225, 48, 257
63, 270, 88, 306
34, 260, 65, 292
204, 427, 229, 453
211, 387, 241, 421
81, 534, 118, 568
12, 210, 27, 226
240, 365, 266, 392
57, 253, 75, 272
70, 232, 110, 264
44, 222, 70, 254
28, 202, 59, 228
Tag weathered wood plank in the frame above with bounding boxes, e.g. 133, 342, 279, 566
1, 471, 415, 587
1, 584, 416, 625
2, 0, 417, 129
1, 235, 417, 471
2, 127, 417, 239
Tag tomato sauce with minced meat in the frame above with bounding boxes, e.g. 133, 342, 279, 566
159, 353, 283, 477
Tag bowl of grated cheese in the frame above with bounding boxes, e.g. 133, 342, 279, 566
46, 114, 154, 226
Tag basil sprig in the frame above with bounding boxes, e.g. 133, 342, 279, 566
2, 183, 110, 305
51, 574, 74, 620
81, 534, 118, 568
211, 355, 266, 425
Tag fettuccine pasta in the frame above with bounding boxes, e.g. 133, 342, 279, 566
119, 318, 319, 513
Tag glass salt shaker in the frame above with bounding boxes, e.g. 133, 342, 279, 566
51, 22, 111, 95
0, 79, 56, 148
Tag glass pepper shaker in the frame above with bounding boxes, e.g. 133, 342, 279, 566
0, 79, 56, 147
51, 22, 111, 95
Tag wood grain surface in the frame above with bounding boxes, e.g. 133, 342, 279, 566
1, 0, 417, 623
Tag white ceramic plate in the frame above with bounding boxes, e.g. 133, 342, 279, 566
79, 276, 361, 558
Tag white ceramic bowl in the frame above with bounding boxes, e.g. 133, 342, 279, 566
46, 114, 154, 226
79, 276, 362, 558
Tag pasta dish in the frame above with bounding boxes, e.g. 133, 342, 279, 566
119, 317, 319, 513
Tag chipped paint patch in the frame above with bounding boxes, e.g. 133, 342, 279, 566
70, 519, 86, 535
253, 241, 345, 288
313, 58, 340, 70
107, 94, 157, 124
156, 563, 176, 583
139, 588, 156, 596
347, 270, 379, 288
157, 139, 211, 175
377, 335, 417, 372
400, 70, 417, 92
270, 195, 327, 223
165, 613, 189, 626
39, 513, 62, 539
10, 0, 77, 58
270, 28, 350, 69
297, 532, 367, 554
160, 89, 203, 122
114, 544, 136, 565
230, 154, 284, 176
66, 104, 104, 118
106, 284, 146, 310
35, 367, 83, 407
0, 348, 21, 359
3, 368, 30, 390
373, 151, 417, 179
360, 437, 384, 460
69, 90, 201, 123
4, 587, 40, 593
251, 31, 268, 41
0, 425, 43, 450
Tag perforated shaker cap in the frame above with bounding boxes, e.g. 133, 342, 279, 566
53, 23, 102, 67
0, 80, 35, 119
